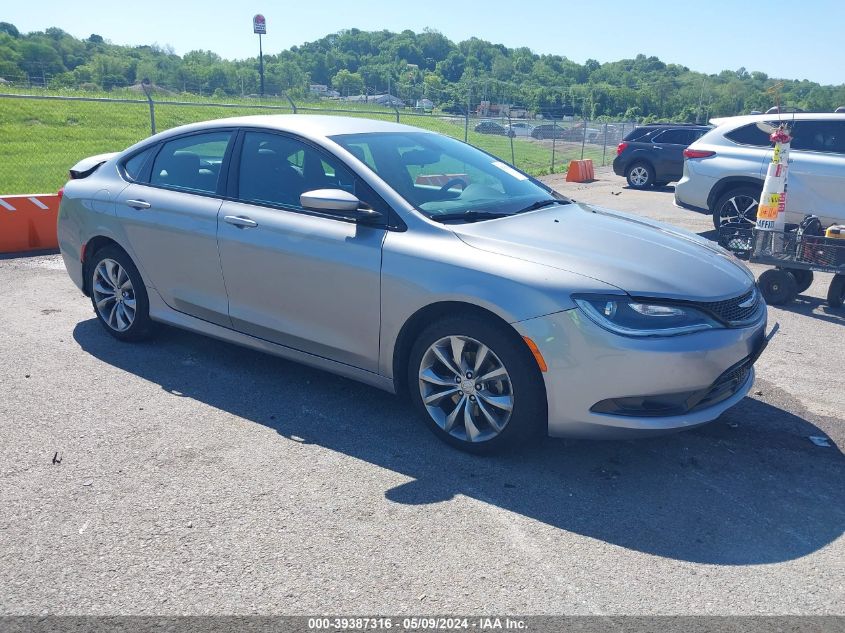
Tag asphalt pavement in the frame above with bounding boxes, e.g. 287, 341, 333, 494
0, 171, 842, 615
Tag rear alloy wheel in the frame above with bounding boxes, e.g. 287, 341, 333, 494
626, 162, 654, 189
758, 269, 798, 306
90, 245, 154, 341
408, 316, 545, 453
713, 186, 760, 230
827, 274, 845, 309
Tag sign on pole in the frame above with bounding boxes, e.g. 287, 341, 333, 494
253, 14, 266, 34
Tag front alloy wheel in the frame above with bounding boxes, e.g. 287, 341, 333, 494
418, 335, 514, 444
408, 316, 546, 453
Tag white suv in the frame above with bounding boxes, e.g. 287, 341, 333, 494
675, 113, 845, 229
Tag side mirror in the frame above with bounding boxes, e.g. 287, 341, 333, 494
300, 189, 383, 223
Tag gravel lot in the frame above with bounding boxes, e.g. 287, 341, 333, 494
0, 170, 842, 615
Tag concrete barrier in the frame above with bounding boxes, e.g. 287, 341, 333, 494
0, 194, 61, 254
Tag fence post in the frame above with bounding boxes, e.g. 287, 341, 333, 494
551, 119, 556, 173
602, 122, 608, 166
507, 111, 515, 166
392, 100, 400, 123
580, 113, 587, 161
284, 93, 298, 113
464, 86, 471, 142
141, 78, 156, 135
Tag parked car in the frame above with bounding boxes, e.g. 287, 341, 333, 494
441, 104, 466, 115
613, 124, 711, 189
473, 120, 507, 135
530, 123, 566, 139
675, 113, 845, 229
555, 125, 600, 142
589, 125, 624, 145
58, 115, 769, 453
504, 121, 533, 137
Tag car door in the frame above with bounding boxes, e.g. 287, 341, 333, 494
216, 130, 386, 372
115, 129, 235, 327
783, 119, 845, 225
650, 129, 692, 181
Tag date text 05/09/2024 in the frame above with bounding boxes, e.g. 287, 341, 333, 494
307, 617, 527, 631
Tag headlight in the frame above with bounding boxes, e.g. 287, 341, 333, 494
573, 295, 720, 337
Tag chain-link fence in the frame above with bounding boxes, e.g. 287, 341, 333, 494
0, 92, 635, 195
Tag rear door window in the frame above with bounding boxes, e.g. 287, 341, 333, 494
623, 128, 652, 142
150, 131, 233, 194
122, 146, 156, 182
653, 129, 695, 145
725, 123, 775, 147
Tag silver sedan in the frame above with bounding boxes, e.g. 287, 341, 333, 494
58, 115, 770, 452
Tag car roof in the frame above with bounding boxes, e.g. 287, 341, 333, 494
147, 114, 434, 143
635, 123, 710, 129
710, 112, 845, 128
112, 114, 439, 161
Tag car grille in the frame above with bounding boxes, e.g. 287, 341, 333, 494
692, 288, 761, 325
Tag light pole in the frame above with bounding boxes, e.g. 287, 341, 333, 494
253, 14, 266, 96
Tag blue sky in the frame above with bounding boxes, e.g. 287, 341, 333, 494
4, 0, 842, 85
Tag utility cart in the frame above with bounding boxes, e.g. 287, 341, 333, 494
721, 226, 845, 307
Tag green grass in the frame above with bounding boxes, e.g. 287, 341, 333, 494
0, 92, 611, 194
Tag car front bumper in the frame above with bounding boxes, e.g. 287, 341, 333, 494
513, 307, 768, 439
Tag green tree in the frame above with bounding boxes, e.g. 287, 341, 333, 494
331, 68, 364, 96
0, 22, 20, 38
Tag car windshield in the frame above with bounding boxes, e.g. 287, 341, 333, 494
330, 131, 567, 222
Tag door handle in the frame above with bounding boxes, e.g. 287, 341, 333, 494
126, 199, 151, 210
223, 215, 258, 229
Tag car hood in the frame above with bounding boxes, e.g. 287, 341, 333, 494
451, 202, 754, 301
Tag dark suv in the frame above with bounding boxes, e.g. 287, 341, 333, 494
613, 123, 711, 189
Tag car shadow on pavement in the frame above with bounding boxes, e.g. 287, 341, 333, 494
776, 295, 845, 325
74, 319, 845, 567
620, 185, 676, 194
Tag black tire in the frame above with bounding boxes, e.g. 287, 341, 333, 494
827, 274, 845, 309
779, 268, 813, 294
407, 315, 546, 454
758, 269, 798, 306
89, 245, 155, 341
712, 185, 761, 230
625, 162, 654, 189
